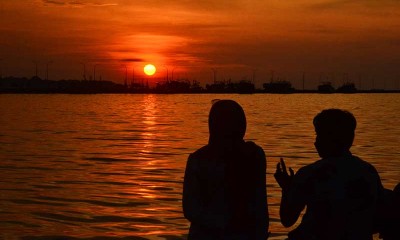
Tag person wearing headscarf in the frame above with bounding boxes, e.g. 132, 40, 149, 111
183, 100, 269, 240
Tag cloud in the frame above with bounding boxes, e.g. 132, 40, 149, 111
308, 0, 400, 10
43, 0, 66, 5
120, 58, 143, 63
42, 0, 118, 7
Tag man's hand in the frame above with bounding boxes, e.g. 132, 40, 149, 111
274, 158, 294, 191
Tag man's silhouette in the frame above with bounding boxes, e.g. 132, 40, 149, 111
275, 109, 384, 240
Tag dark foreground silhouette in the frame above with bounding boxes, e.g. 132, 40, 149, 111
275, 109, 385, 240
183, 100, 269, 239
375, 183, 400, 240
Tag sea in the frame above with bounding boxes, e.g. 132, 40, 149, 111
0, 94, 399, 240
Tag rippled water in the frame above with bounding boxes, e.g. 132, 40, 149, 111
0, 94, 399, 240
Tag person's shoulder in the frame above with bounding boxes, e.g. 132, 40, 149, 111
190, 145, 210, 159
295, 159, 325, 178
299, 159, 322, 171
186, 145, 210, 170
354, 155, 373, 164
351, 155, 380, 176
244, 141, 265, 154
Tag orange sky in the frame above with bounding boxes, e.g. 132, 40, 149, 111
0, 0, 399, 89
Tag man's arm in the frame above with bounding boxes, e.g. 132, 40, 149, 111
275, 158, 307, 227
279, 182, 306, 227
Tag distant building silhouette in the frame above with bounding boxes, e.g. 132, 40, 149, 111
337, 82, 357, 93
205, 80, 255, 93
0, 76, 125, 93
263, 80, 294, 93
318, 82, 335, 93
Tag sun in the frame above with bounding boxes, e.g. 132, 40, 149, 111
144, 64, 156, 76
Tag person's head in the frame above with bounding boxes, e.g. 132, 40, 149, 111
208, 100, 246, 145
313, 109, 356, 158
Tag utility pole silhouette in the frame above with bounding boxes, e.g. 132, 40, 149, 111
121, 64, 128, 87
252, 68, 257, 83
80, 63, 86, 80
163, 66, 169, 83
343, 73, 348, 84
131, 67, 135, 87
372, 77, 375, 90
302, 72, 305, 91
172, 67, 177, 81
33, 61, 38, 77
0, 58, 3, 79
398, 76, 400, 90
93, 64, 99, 81
270, 70, 274, 82
211, 68, 217, 84
46, 61, 52, 80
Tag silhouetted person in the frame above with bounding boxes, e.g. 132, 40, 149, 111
183, 100, 269, 239
375, 183, 400, 240
275, 109, 384, 240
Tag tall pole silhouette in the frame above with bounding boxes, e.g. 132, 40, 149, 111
93, 64, 99, 81
163, 66, 169, 83
171, 67, 177, 81
302, 72, 305, 91
33, 61, 38, 77
343, 73, 348, 84
252, 68, 257, 83
121, 64, 128, 87
372, 77, 375, 90
131, 66, 135, 87
331, 72, 336, 87
211, 68, 217, 84
0, 58, 3, 79
80, 63, 86, 80
270, 70, 274, 82
46, 61, 52, 81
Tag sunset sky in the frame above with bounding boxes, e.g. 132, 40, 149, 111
1, 0, 399, 89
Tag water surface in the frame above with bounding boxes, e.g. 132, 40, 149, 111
0, 94, 399, 240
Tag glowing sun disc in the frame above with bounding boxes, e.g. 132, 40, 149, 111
144, 64, 156, 76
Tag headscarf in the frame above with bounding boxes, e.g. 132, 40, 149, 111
208, 100, 246, 149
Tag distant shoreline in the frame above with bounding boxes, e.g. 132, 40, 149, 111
1, 76, 399, 94
1, 91, 399, 94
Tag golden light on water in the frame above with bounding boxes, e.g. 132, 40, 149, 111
144, 64, 156, 76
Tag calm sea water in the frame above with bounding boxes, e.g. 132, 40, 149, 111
0, 94, 399, 240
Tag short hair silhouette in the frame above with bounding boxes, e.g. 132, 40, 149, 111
313, 109, 356, 157
275, 108, 384, 239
